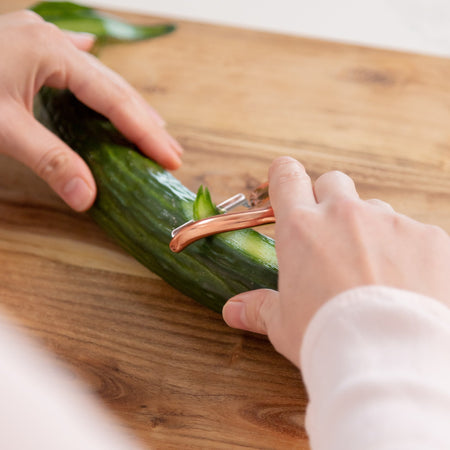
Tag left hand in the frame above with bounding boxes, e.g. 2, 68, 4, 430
0, 10, 183, 211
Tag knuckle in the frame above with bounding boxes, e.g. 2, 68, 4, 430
246, 291, 274, 334
255, 295, 271, 332
34, 147, 71, 182
22, 24, 44, 49
389, 212, 408, 233
40, 20, 63, 37
26, 20, 64, 50
245, 299, 262, 328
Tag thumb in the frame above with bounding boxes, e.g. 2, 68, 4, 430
2, 106, 96, 211
222, 289, 279, 334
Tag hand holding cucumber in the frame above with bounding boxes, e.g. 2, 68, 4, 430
222, 156, 450, 368
0, 10, 182, 212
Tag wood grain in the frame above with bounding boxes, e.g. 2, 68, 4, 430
1, 1, 449, 448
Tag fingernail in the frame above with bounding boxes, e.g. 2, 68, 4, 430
67, 31, 96, 45
167, 153, 182, 171
62, 177, 95, 212
223, 299, 248, 329
76, 31, 97, 40
168, 134, 184, 156
65, 30, 97, 40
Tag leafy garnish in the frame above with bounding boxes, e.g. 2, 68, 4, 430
30, 1, 175, 43
193, 186, 219, 220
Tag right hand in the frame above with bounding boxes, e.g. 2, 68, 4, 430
223, 156, 450, 367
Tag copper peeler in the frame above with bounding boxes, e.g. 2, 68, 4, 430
170, 182, 275, 252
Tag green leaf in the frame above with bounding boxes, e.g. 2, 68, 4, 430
30, 1, 175, 42
193, 186, 219, 220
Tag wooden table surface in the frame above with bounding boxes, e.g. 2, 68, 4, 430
1, 2, 449, 448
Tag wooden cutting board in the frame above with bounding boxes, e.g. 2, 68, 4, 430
1, 2, 449, 448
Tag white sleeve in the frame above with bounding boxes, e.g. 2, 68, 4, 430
0, 312, 143, 450
300, 286, 450, 450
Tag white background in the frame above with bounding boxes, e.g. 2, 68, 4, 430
82, 0, 450, 58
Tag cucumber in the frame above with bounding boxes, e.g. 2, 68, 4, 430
36, 88, 278, 313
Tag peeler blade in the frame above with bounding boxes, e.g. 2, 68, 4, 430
170, 182, 269, 239
169, 182, 274, 253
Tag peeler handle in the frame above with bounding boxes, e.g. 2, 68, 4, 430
170, 206, 275, 253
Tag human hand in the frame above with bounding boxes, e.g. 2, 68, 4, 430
0, 10, 183, 211
222, 156, 450, 368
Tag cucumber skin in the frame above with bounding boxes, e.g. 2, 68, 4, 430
37, 88, 278, 313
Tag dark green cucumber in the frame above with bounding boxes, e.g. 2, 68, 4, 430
36, 88, 277, 313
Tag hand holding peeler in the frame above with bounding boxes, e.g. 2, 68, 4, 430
170, 182, 275, 252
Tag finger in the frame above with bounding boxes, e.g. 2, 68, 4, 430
146, 103, 167, 129
366, 198, 395, 212
73, 54, 183, 169
0, 9, 43, 26
44, 36, 183, 170
63, 30, 96, 52
2, 106, 96, 211
222, 289, 279, 334
60, 41, 168, 130
268, 156, 316, 221
314, 170, 359, 203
